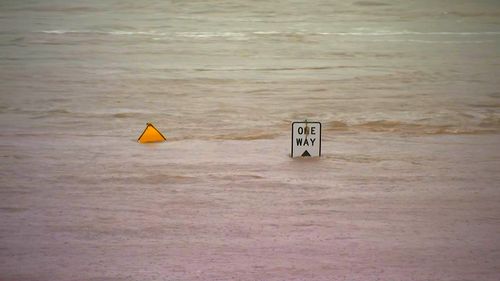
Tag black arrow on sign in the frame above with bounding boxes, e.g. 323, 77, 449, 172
301, 150, 311, 157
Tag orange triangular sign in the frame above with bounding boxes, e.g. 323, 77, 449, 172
137, 123, 167, 143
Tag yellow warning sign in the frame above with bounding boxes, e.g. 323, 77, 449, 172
137, 123, 167, 143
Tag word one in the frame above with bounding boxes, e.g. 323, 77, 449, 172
291, 121, 321, 158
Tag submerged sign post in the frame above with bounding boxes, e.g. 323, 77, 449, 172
291, 121, 321, 158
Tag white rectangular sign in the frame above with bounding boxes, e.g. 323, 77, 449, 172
291, 121, 321, 158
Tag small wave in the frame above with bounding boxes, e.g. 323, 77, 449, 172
41, 30, 84, 34
469, 103, 500, 109
0, 105, 9, 113
320, 31, 500, 36
112, 112, 145, 119
31, 109, 72, 117
479, 116, 500, 128
253, 30, 500, 37
19, 108, 150, 120
445, 11, 500, 18
252, 31, 281, 35
171, 130, 282, 141
326, 121, 350, 131
26, 109, 73, 120
213, 131, 282, 141
353, 1, 391, 6
325, 120, 500, 135
353, 120, 446, 134
194, 66, 333, 72
39, 29, 500, 41
216, 174, 265, 181
109, 30, 166, 36
366, 39, 495, 44
40, 30, 249, 40
101, 174, 195, 185
17, 6, 100, 13
50, 108, 71, 113
175, 31, 248, 40
40, 30, 167, 36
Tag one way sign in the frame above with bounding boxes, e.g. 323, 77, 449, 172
291, 121, 321, 158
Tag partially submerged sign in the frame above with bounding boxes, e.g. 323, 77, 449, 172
138, 123, 167, 143
291, 121, 321, 158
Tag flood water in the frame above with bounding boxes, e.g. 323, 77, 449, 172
1, 1, 499, 280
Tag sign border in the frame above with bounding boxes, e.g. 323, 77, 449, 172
291, 121, 322, 158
